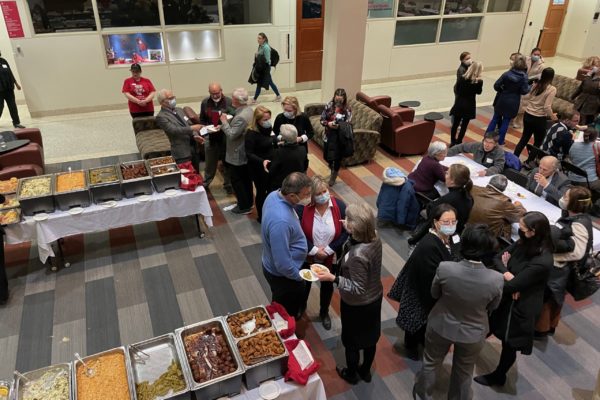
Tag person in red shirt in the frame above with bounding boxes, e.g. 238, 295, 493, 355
122, 63, 156, 118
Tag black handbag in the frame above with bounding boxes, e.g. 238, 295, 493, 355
567, 251, 600, 301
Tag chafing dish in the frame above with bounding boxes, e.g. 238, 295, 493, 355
13, 363, 72, 400
88, 165, 123, 203
53, 170, 91, 211
16, 174, 55, 216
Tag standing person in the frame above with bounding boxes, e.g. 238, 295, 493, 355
261, 172, 312, 318
513, 68, 558, 162
536, 187, 593, 338
454, 51, 472, 94
487, 55, 531, 145
316, 202, 383, 385
273, 96, 314, 171
220, 88, 254, 215
268, 125, 307, 191
321, 88, 352, 186
245, 105, 276, 222
122, 63, 156, 118
0, 52, 25, 128
297, 176, 348, 329
200, 82, 234, 193
526, 47, 546, 81
248, 32, 281, 104
572, 67, 600, 125
449, 60, 483, 146
474, 212, 553, 388
414, 225, 503, 400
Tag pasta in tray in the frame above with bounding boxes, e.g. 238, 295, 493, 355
19, 177, 51, 198
21, 368, 70, 400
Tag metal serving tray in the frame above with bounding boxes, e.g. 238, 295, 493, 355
174, 317, 244, 399
53, 170, 91, 211
149, 163, 180, 193
16, 174, 55, 216
13, 363, 72, 400
128, 333, 191, 400
225, 306, 273, 340
147, 156, 175, 168
72, 346, 135, 400
120, 161, 153, 198
0, 379, 12, 400
0, 206, 21, 227
88, 165, 123, 203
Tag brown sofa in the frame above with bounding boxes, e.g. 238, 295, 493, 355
0, 128, 45, 180
305, 98, 382, 166
552, 74, 579, 117
132, 117, 172, 159
377, 104, 435, 156
356, 91, 415, 123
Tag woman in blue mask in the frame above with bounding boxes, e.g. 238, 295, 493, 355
273, 96, 314, 172
296, 175, 348, 328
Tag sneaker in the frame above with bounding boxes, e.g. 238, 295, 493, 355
231, 206, 252, 215
249, 99, 257, 105
13, 124, 25, 129
273, 96, 282, 103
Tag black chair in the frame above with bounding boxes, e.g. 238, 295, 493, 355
503, 168, 529, 187
416, 192, 434, 210
526, 144, 551, 163
561, 160, 591, 190
497, 236, 513, 251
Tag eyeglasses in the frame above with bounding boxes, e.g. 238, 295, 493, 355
438, 220, 457, 226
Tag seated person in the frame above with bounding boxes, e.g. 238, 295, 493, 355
268, 124, 307, 191
447, 131, 505, 176
568, 128, 600, 192
526, 155, 570, 206
542, 110, 580, 160
408, 141, 448, 199
468, 175, 526, 239
155, 89, 204, 169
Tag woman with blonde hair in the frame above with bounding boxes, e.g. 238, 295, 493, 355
274, 96, 314, 171
245, 105, 276, 222
449, 60, 484, 146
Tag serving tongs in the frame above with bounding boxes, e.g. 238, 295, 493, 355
75, 352, 95, 377
131, 344, 151, 364
14, 370, 29, 383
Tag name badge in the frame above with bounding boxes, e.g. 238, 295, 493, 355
1, 65, 7, 69
485, 158, 493, 164
452, 234, 461, 244
184, 116, 189, 121
555, 222, 563, 229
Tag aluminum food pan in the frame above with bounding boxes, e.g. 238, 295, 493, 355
119, 161, 151, 182
174, 317, 244, 392
53, 170, 91, 211
0, 193, 19, 210
16, 175, 55, 216
225, 305, 273, 340
88, 165, 122, 187
16, 174, 54, 200
149, 163, 180, 193
146, 156, 175, 168
13, 362, 72, 400
0, 379, 12, 400
88, 165, 123, 203
127, 333, 190, 399
234, 327, 289, 370
120, 161, 153, 198
72, 346, 135, 400
0, 207, 21, 227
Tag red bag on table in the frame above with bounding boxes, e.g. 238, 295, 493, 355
283, 339, 321, 385
266, 302, 295, 339
177, 161, 203, 191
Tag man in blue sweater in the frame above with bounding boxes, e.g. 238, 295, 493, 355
262, 172, 312, 319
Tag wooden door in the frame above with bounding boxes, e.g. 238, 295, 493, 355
538, 0, 569, 57
296, 0, 324, 83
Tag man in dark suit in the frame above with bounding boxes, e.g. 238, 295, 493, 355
0, 53, 25, 128
155, 89, 205, 170
268, 124, 307, 191
526, 155, 570, 206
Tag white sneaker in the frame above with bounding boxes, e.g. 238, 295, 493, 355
273, 96, 282, 103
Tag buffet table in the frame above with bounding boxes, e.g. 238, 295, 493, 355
4, 186, 213, 263
233, 373, 327, 400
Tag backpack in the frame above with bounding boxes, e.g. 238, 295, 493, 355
270, 47, 280, 68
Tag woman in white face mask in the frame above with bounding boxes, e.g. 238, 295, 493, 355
273, 96, 314, 172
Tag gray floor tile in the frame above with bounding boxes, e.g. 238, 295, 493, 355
85, 277, 121, 355
53, 264, 86, 324
142, 266, 184, 336
177, 289, 214, 326
212, 225, 254, 281
15, 290, 55, 372
134, 223, 168, 270
117, 303, 154, 346
112, 245, 147, 308
230, 276, 269, 309
194, 253, 241, 316
240, 243, 271, 296
23, 265, 56, 296
84, 231, 114, 282
0, 276, 26, 338
51, 319, 86, 365
163, 240, 204, 294
0, 335, 19, 378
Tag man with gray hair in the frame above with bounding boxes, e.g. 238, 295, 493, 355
525, 155, 569, 206
468, 175, 526, 239
268, 124, 307, 191
219, 87, 254, 214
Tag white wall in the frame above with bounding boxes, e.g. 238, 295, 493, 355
0, 0, 25, 104
556, 0, 598, 59
519, 0, 548, 54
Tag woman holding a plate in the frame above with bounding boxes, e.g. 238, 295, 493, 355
315, 202, 382, 385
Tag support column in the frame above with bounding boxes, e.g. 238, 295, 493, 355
321, 0, 369, 102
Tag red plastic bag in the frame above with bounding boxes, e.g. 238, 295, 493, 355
266, 302, 296, 338
284, 339, 320, 385
177, 161, 203, 191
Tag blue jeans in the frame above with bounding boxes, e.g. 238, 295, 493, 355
487, 113, 511, 145
254, 75, 280, 100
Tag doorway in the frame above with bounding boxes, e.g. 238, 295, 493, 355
296, 0, 324, 84
538, 0, 569, 57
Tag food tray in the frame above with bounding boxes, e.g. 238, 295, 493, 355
53, 170, 91, 211
0, 207, 21, 226
174, 318, 244, 399
73, 346, 135, 400
16, 175, 55, 216
149, 163, 180, 193
88, 165, 123, 203
128, 334, 191, 400
0, 177, 18, 195
0, 193, 19, 210
120, 161, 153, 198
225, 306, 273, 339
147, 156, 175, 167
13, 363, 72, 400
0, 379, 12, 400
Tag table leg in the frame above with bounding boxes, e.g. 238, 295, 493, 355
48, 239, 69, 272
194, 214, 206, 238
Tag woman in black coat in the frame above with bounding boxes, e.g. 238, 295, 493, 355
572, 69, 600, 124
450, 61, 483, 146
475, 211, 553, 388
273, 96, 314, 172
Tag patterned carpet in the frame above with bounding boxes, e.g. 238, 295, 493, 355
1, 106, 599, 399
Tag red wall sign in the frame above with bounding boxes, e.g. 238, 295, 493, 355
1, 1, 24, 39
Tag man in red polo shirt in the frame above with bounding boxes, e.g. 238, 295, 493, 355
122, 63, 156, 118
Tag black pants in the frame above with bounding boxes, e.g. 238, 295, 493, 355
0, 90, 20, 125
0, 231, 8, 302
130, 111, 154, 118
301, 264, 334, 316
263, 267, 307, 318
514, 112, 547, 158
492, 342, 518, 378
404, 324, 427, 349
227, 162, 254, 210
450, 116, 470, 146
346, 345, 377, 376
323, 140, 342, 172
251, 168, 270, 221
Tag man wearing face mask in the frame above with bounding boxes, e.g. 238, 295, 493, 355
261, 172, 312, 318
0, 51, 25, 128
525, 156, 569, 206
542, 110, 581, 161
155, 89, 204, 170
273, 96, 313, 171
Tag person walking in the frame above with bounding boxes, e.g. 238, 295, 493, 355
0, 52, 25, 128
450, 61, 483, 146
248, 32, 281, 104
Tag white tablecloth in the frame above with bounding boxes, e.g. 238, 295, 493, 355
439, 155, 600, 250
4, 187, 213, 263
231, 373, 326, 400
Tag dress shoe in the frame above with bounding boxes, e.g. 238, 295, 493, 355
231, 206, 252, 215
474, 373, 506, 387
336, 367, 359, 385
320, 313, 331, 330
357, 365, 372, 383
534, 330, 549, 340
405, 345, 419, 361
13, 124, 25, 129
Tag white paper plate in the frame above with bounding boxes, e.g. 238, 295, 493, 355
33, 213, 49, 221
101, 200, 117, 208
68, 207, 83, 215
164, 189, 178, 196
137, 195, 151, 202
299, 269, 318, 282
226, 114, 233, 120
259, 380, 280, 400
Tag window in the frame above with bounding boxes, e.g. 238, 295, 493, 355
394, 19, 438, 45
103, 33, 164, 65
368, 0, 394, 18
222, 0, 271, 25
27, 0, 96, 34
487, 0, 523, 12
440, 17, 482, 42
302, 0, 322, 19
443, 0, 484, 15
166, 30, 221, 61
163, 0, 220, 25
397, 0, 442, 17
98, 0, 160, 28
